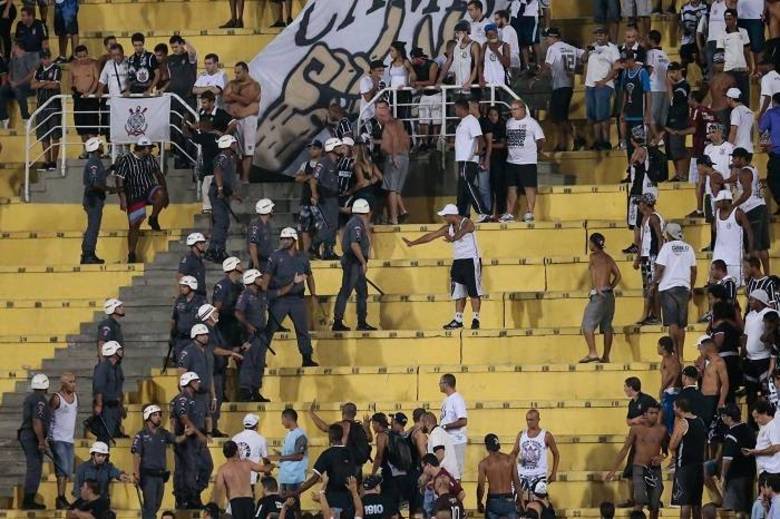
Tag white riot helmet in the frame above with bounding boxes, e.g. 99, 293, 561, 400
190, 323, 210, 339
197, 304, 217, 322
30, 373, 49, 390
84, 137, 103, 153
222, 257, 241, 272
143, 404, 162, 421
90, 441, 110, 455
186, 232, 207, 247
352, 198, 370, 214
103, 298, 123, 315
179, 371, 200, 387
255, 199, 275, 215
243, 269, 262, 285
179, 276, 198, 290
101, 341, 122, 357
280, 227, 298, 240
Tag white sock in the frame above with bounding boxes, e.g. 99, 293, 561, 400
454, 312, 463, 323
473, 312, 480, 321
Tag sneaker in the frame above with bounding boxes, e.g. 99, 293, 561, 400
22, 499, 45, 510
357, 322, 377, 331
254, 393, 271, 403
81, 254, 105, 265
46, 162, 57, 172
331, 320, 350, 332
211, 429, 228, 438
639, 316, 661, 326
36, 163, 48, 172
398, 212, 409, 224
622, 244, 638, 254
498, 213, 514, 222
471, 319, 480, 330
127, 252, 138, 263
148, 215, 161, 231
443, 319, 464, 329
322, 253, 340, 261
219, 19, 236, 28
598, 141, 613, 151
234, 18, 244, 28
700, 245, 712, 252
686, 209, 704, 218
698, 312, 712, 323
270, 19, 286, 27
523, 212, 534, 223
475, 214, 490, 223
573, 137, 586, 151
302, 357, 319, 367
55, 496, 70, 510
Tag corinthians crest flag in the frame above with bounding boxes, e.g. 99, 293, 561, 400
109, 95, 172, 144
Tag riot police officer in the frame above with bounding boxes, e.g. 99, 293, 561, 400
177, 324, 216, 431
311, 138, 342, 260
213, 256, 244, 350
332, 198, 376, 331
92, 341, 125, 442
132, 404, 179, 519
206, 134, 239, 263
263, 227, 318, 367
97, 298, 125, 359
72, 441, 130, 501
81, 137, 112, 265
18, 373, 51, 510
171, 275, 208, 360
179, 232, 207, 297
248, 198, 275, 271
172, 371, 213, 509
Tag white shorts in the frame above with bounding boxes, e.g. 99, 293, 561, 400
622, 0, 651, 17
419, 93, 443, 125
236, 115, 258, 157
453, 443, 466, 478
201, 175, 213, 211
725, 263, 743, 287
689, 157, 699, 184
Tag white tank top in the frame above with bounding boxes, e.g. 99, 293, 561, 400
517, 429, 548, 478
388, 63, 408, 88
50, 392, 78, 443
453, 41, 474, 87
713, 207, 744, 265
483, 44, 506, 85
736, 165, 765, 213
450, 219, 480, 260
641, 212, 665, 257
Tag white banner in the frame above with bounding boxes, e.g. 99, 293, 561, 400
249, 0, 510, 174
109, 95, 171, 144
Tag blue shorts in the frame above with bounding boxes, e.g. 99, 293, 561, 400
738, 19, 765, 54
515, 16, 539, 46
51, 440, 74, 478
593, 0, 620, 23
586, 85, 614, 122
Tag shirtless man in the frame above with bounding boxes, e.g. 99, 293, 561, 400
211, 440, 273, 519
606, 404, 668, 519
376, 101, 410, 224
658, 336, 682, 433
696, 335, 729, 433
581, 232, 622, 363
476, 434, 517, 519
710, 52, 738, 125
223, 62, 261, 183
510, 410, 560, 509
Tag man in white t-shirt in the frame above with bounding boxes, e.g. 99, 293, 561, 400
231, 413, 269, 486
438, 373, 468, 478
737, 0, 765, 71
653, 223, 697, 358
645, 30, 670, 137
727, 87, 754, 152
742, 291, 777, 412
705, 0, 728, 75
359, 60, 386, 121
759, 58, 780, 118
494, 9, 521, 71
583, 26, 620, 151
465, 0, 488, 44
97, 43, 128, 103
422, 412, 460, 480
746, 400, 780, 473
453, 98, 487, 221
542, 28, 585, 151
717, 8, 752, 101
192, 53, 228, 106
501, 99, 545, 224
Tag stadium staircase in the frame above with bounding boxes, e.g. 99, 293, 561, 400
0, 0, 769, 515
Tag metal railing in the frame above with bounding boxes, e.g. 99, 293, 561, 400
24, 92, 200, 202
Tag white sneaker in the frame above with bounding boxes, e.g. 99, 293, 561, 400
523, 212, 535, 223
499, 213, 514, 222
475, 214, 490, 223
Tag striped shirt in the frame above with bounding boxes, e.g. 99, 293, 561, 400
336, 156, 355, 196
746, 276, 778, 307
115, 152, 160, 203
335, 116, 352, 139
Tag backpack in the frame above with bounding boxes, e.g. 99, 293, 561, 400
647, 146, 669, 183
347, 420, 371, 466
386, 430, 413, 471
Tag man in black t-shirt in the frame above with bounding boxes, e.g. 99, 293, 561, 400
255, 476, 285, 519
361, 475, 393, 519
127, 32, 158, 94
67, 479, 111, 519
665, 62, 691, 181
15, 7, 47, 53
198, 91, 233, 134
31, 48, 61, 171
720, 404, 756, 517
625, 376, 658, 425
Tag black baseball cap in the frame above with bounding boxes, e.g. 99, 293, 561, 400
363, 474, 383, 490
484, 433, 501, 452
719, 403, 741, 421
732, 147, 752, 159
410, 47, 426, 59
307, 139, 323, 149
369, 59, 386, 70
543, 27, 561, 38
668, 61, 682, 71
392, 412, 408, 426
698, 154, 715, 168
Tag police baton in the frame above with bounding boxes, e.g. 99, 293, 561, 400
134, 482, 145, 510
97, 414, 116, 446
221, 197, 241, 223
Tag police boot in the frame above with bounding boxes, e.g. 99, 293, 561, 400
321, 246, 340, 261
22, 495, 45, 510
331, 320, 350, 332
238, 387, 254, 402
356, 322, 377, 331
302, 355, 319, 368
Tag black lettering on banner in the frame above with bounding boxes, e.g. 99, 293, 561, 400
366, 0, 386, 15
338, 0, 360, 31
421, 0, 442, 14
294, 2, 337, 46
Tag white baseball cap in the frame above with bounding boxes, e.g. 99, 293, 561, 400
85, 137, 103, 153
143, 404, 162, 421
726, 87, 742, 99
222, 256, 242, 272
186, 232, 207, 246
103, 298, 123, 315
341, 136, 355, 147
179, 371, 200, 387
696, 335, 712, 347
243, 269, 262, 285
197, 303, 217, 321
255, 198, 275, 215
324, 137, 343, 152
664, 222, 684, 240
714, 190, 733, 202
30, 373, 49, 390
243, 413, 260, 427
179, 275, 198, 290
280, 227, 298, 240
190, 323, 210, 339
750, 289, 771, 306
352, 198, 370, 214
136, 136, 154, 147
218, 134, 237, 149
437, 204, 459, 217
90, 441, 110, 455
101, 341, 122, 357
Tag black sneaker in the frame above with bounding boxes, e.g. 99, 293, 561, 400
622, 244, 638, 254
46, 162, 57, 172
686, 209, 704, 218
22, 500, 45, 510
270, 19, 286, 27
322, 253, 340, 261
255, 393, 271, 403
55, 496, 70, 510
211, 429, 228, 438
219, 19, 236, 28
80, 254, 105, 265
148, 215, 161, 231
331, 320, 350, 332
302, 357, 319, 367
127, 252, 138, 263
443, 319, 463, 329
357, 322, 377, 331
275, 325, 291, 333
471, 319, 480, 330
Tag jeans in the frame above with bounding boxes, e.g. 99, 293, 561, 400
486, 495, 518, 519
0, 82, 31, 120
333, 260, 368, 323
477, 166, 491, 212
50, 440, 74, 478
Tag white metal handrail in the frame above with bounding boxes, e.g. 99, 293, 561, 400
24, 92, 200, 202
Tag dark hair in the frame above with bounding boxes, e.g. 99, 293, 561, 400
131, 32, 145, 44
467, 0, 483, 10
440, 373, 456, 388
760, 471, 770, 488
599, 502, 615, 519
421, 453, 440, 466
376, 99, 390, 109
773, 92, 780, 105
682, 366, 699, 379
223, 440, 238, 458
328, 423, 344, 444
205, 53, 219, 63
692, 90, 707, 103
342, 402, 357, 419
413, 407, 427, 422
154, 43, 168, 54
201, 90, 216, 101
674, 397, 691, 413
711, 259, 727, 272
712, 301, 735, 322
169, 35, 185, 45
645, 402, 661, 412
745, 256, 762, 270
110, 43, 124, 54
768, 474, 780, 493
454, 99, 469, 112
282, 408, 298, 421
103, 35, 116, 47
161, 512, 175, 519
83, 479, 101, 495
261, 476, 278, 492
648, 30, 661, 44
721, 403, 741, 421
629, 511, 646, 519
624, 376, 641, 392
750, 398, 773, 416
524, 510, 539, 519
236, 61, 249, 71
707, 284, 728, 301
725, 8, 738, 18
658, 336, 674, 354
495, 9, 509, 21
74, 45, 88, 55
20, 6, 34, 16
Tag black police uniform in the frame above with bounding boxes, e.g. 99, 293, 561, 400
72, 459, 122, 502
171, 389, 213, 508
235, 286, 270, 400
92, 358, 124, 441
131, 425, 176, 519
178, 251, 207, 297
97, 316, 123, 346
81, 155, 108, 262
18, 391, 51, 505
177, 342, 215, 424
247, 217, 274, 271
333, 215, 370, 326
171, 293, 207, 360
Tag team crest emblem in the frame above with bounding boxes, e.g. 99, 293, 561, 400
125, 106, 148, 136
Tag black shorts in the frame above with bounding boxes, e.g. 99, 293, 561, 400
517, 16, 540, 45
672, 463, 704, 507
54, 7, 78, 36
505, 163, 538, 189
450, 258, 482, 299
73, 95, 99, 136
229, 497, 255, 519
746, 205, 770, 251
549, 87, 573, 122
667, 133, 687, 161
